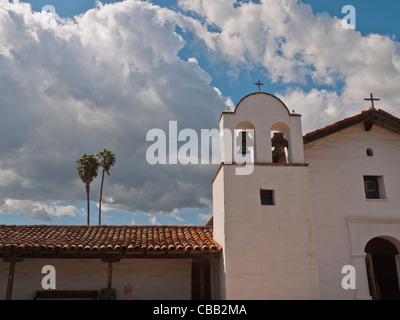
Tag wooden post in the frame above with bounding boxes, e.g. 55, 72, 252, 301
6, 260, 16, 300
100, 254, 120, 300
4, 256, 23, 300
107, 262, 113, 289
192, 260, 211, 300
199, 262, 205, 299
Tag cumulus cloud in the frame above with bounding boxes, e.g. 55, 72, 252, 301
0, 198, 83, 222
0, 0, 227, 221
198, 212, 212, 222
149, 216, 158, 225
177, 0, 400, 132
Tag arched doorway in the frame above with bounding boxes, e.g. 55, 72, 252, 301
364, 237, 400, 300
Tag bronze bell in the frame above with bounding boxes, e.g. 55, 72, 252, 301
271, 132, 288, 164
271, 132, 288, 153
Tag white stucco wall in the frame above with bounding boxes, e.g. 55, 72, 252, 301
212, 167, 227, 299
0, 258, 191, 300
213, 164, 320, 300
305, 123, 400, 299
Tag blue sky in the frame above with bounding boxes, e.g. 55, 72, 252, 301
1, 0, 400, 226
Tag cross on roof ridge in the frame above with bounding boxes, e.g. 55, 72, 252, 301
364, 93, 380, 109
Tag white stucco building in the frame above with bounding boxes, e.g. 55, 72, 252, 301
1, 92, 400, 300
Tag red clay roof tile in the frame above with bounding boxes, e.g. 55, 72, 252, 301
0, 225, 221, 254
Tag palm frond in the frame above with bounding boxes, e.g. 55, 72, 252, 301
76, 153, 100, 184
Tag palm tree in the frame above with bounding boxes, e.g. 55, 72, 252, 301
76, 154, 100, 225
96, 149, 116, 225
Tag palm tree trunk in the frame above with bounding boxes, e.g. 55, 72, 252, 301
86, 184, 90, 225
99, 169, 105, 225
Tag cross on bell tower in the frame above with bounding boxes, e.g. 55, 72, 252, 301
364, 93, 380, 109
254, 80, 264, 92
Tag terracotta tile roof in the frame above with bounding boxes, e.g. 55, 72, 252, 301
303, 108, 400, 144
0, 225, 221, 253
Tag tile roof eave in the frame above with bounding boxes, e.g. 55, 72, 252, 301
303, 108, 400, 144
0, 225, 222, 258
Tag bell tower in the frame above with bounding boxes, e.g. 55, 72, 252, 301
213, 92, 320, 299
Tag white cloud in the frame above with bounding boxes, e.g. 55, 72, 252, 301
0, 199, 83, 221
0, 199, 35, 214
198, 213, 212, 221
149, 216, 157, 225
276, 88, 343, 134
213, 86, 234, 110
0, 0, 226, 221
169, 208, 184, 222
178, 0, 400, 132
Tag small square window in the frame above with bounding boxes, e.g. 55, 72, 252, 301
260, 189, 274, 205
363, 176, 385, 199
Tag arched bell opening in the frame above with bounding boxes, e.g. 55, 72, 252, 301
271, 122, 290, 164
235, 121, 255, 163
